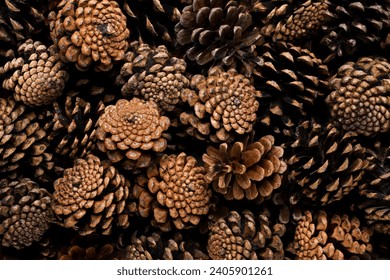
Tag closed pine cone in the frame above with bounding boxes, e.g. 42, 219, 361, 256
49, 0, 130, 71
0, 178, 53, 250
326, 57, 390, 137
0, 39, 68, 107
52, 154, 130, 235
293, 211, 373, 259
116, 41, 189, 112
181, 66, 259, 143
96, 98, 170, 171
202, 135, 287, 201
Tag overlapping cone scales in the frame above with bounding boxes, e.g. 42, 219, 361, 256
0, 178, 53, 249
175, 0, 261, 67
181, 67, 259, 142
293, 211, 372, 259
148, 153, 211, 230
287, 121, 369, 205
117, 42, 189, 112
58, 243, 116, 259
1, 39, 68, 107
96, 98, 170, 164
49, 0, 130, 71
203, 135, 287, 201
52, 154, 130, 235
326, 57, 390, 136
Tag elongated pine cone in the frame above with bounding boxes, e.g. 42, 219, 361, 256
208, 209, 286, 260
0, 40, 68, 107
147, 153, 212, 231
175, 0, 262, 73
358, 146, 390, 234
326, 57, 390, 136
49, 0, 130, 71
287, 120, 369, 205
203, 135, 287, 201
181, 67, 259, 143
293, 211, 373, 259
255, 41, 329, 132
0, 178, 53, 250
96, 98, 170, 170
0, 96, 53, 179
116, 42, 189, 112
52, 154, 130, 235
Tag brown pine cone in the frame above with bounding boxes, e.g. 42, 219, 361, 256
58, 243, 117, 260
175, 0, 262, 75
292, 211, 373, 259
255, 41, 329, 133
49, 0, 130, 71
208, 209, 286, 260
116, 41, 189, 113
52, 154, 130, 235
96, 98, 170, 171
203, 135, 287, 201
146, 153, 212, 231
286, 120, 369, 205
326, 57, 390, 137
180, 66, 259, 143
0, 96, 53, 179
0, 39, 68, 107
0, 178, 53, 250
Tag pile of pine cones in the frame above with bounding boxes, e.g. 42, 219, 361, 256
0, 0, 389, 260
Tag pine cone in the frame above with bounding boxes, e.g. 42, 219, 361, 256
286, 120, 369, 205
255, 41, 329, 133
116, 42, 189, 113
175, 0, 262, 74
147, 153, 212, 231
181, 66, 259, 143
58, 243, 117, 259
203, 135, 287, 201
0, 96, 53, 179
319, 1, 390, 61
0, 178, 53, 250
0, 39, 69, 107
49, 0, 130, 71
52, 154, 130, 235
208, 209, 286, 260
293, 211, 373, 259
326, 57, 390, 137
96, 98, 170, 171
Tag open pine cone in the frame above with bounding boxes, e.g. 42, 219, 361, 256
0, 178, 53, 250
116, 41, 189, 113
203, 135, 287, 201
0, 39, 68, 107
181, 66, 259, 143
326, 56, 390, 137
286, 120, 369, 205
52, 154, 130, 235
49, 0, 130, 71
292, 210, 373, 259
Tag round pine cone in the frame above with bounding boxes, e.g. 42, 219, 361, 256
0, 178, 53, 250
180, 66, 259, 143
147, 153, 212, 231
208, 209, 286, 260
52, 154, 130, 235
0, 40, 69, 107
175, 0, 262, 74
49, 0, 130, 71
292, 211, 373, 259
255, 41, 329, 133
203, 135, 287, 201
96, 98, 170, 171
0, 96, 53, 179
116, 42, 189, 112
286, 120, 369, 205
326, 57, 390, 137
